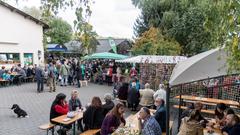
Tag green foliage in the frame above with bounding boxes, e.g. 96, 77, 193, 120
132, 27, 181, 56
169, 6, 211, 56
45, 17, 73, 45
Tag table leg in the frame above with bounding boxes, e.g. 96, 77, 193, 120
73, 122, 76, 135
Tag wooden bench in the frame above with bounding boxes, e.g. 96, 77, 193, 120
80, 129, 101, 135
0, 80, 9, 86
80, 80, 88, 87
173, 105, 215, 114
39, 123, 55, 135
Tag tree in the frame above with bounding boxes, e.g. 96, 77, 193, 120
22, 6, 42, 19
132, 27, 181, 56
45, 17, 73, 45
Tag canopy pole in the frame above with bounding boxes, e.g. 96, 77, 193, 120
166, 83, 170, 135
178, 85, 183, 131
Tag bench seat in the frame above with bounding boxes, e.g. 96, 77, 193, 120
80, 129, 101, 135
173, 105, 215, 114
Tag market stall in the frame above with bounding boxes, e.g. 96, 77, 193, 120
116, 55, 187, 89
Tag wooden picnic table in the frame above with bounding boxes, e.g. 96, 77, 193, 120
175, 95, 239, 107
51, 111, 83, 135
115, 109, 173, 135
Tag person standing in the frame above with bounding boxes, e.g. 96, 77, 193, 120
35, 65, 44, 93
60, 61, 69, 86
139, 83, 155, 108
48, 63, 56, 92
153, 84, 166, 103
75, 62, 82, 88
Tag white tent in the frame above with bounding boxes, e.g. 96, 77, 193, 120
115, 55, 187, 64
169, 48, 230, 86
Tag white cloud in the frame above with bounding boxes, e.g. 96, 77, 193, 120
8, 0, 140, 39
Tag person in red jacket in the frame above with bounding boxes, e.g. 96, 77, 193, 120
50, 93, 70, 135
50, 93, 69, 123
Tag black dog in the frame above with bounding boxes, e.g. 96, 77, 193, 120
11, 104, 28, 118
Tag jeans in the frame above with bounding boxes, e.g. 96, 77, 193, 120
37, 78, 44, 92
76, 79, 81, 88
61, 75, 68, 86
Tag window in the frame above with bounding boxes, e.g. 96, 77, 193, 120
24, 53, 33, 65
0, 53, 20, 64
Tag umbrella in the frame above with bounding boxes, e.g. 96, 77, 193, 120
84, 52, 128, 60
169, 48, 230, 86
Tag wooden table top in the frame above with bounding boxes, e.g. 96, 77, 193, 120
175, 95, 239, 107
203, 128, 222, 135
124, 110, 173, 135
51, 112, 83, 125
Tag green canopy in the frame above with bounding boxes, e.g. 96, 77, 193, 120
83, 52, 128, 60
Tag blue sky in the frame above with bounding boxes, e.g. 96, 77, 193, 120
8, 0, 140, 39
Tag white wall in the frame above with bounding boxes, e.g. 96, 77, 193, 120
0, 5, 44, 68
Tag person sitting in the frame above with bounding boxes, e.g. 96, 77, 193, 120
0, 66, 6, 79
102, 93, 115, 116
69, 90, 82, 111
50, 93, 70, 135
101, 103, 126, 135
2, 70, 11, 81
221, 108, 235, 134
181, 102, 208, 127
153, 84, 166, 103
139, 83, 155, 108
178, 110, 204, 135
154, 97, 166, 132
138, 107, 162, 135
68, 90, 83, 131
83, 96, 105, 130
215, 103, 228, 127
225, 114, 240, 135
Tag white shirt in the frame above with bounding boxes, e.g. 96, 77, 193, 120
153, 89, 166, 103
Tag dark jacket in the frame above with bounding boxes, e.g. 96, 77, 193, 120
75, 66, 82, 80
102, 101, 114, 116
68, 98, 82, 111
155, 105, 166, 132
127, 88, 140, 105
35, 67, 44, 80
118, 83, 129, 100
83, 106, 105, 130
229, 124, 240, 135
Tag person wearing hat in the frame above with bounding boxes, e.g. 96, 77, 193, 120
50, 93, 70, 134
50, 93, 69, 123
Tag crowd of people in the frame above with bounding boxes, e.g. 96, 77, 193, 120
49, 88, 167, 135
178, 102, 240, 135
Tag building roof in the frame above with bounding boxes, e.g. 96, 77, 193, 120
96, 38, 130, 53
64, 40, 82, 52
0, 1, 49, 29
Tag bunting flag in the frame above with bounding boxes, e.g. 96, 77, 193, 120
108, 37, 117, 53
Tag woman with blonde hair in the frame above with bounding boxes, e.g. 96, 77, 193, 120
69, 90, 83, 131
69, 90, 82, 111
